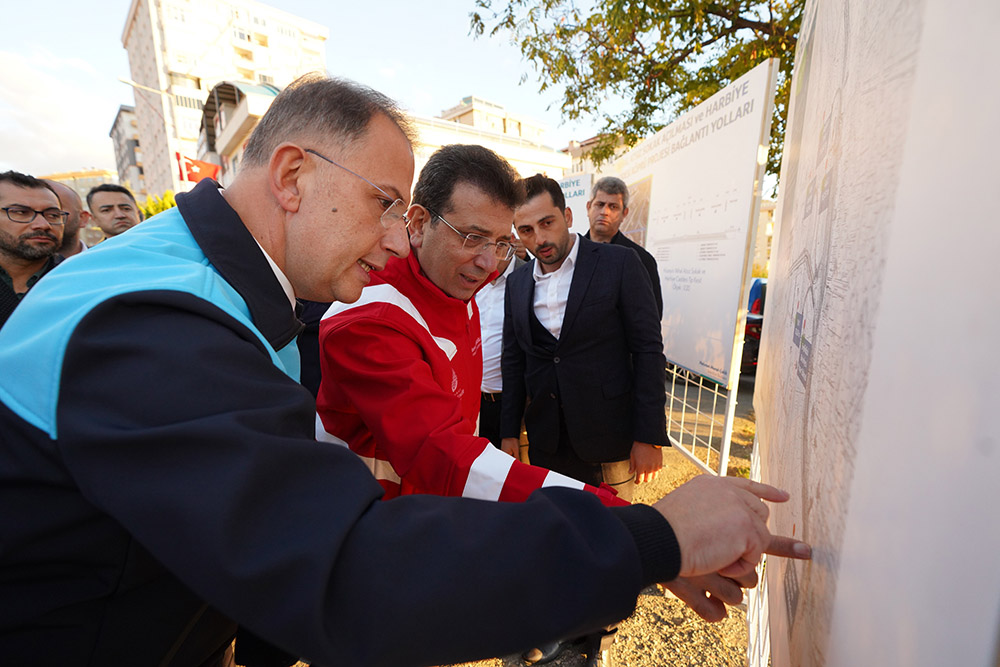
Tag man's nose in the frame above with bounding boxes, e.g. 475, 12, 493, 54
382, 223, 410, 259
28, 216, 55, 231
474, 248, 498, 273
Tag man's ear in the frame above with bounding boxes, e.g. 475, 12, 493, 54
405, 204, 431, 248
565, 207, 573, 229
80, 210, 92, 224
268, 143, 308, 213
623, 206, 630, 219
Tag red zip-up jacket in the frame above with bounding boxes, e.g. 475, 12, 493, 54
316, 251, 626, 506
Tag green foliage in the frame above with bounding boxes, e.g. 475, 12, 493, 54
140, 190, 177, 220
728, 465, 752, 479
471, 0, 804, 189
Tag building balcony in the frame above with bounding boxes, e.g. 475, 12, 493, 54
215, 90, 274, 156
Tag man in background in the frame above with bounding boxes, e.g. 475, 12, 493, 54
476, 233, 526, 448
0, 171, 64, 327
45, 179, 89, 257
87, 183, 140, 238
585, 176, 663, 317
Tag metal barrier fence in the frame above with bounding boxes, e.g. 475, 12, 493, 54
665, 362, 738, 476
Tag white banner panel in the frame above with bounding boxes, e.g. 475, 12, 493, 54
615, 59, 777, 385
558, 173, 593, 233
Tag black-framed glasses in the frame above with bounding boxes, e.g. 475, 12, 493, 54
2, 206, 68, 226
425, 207, 515, 261
305, 148, 407, 230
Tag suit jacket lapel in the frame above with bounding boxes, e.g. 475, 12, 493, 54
560, 236, 598, 342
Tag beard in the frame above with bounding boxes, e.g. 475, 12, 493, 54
0, 228, 60, 260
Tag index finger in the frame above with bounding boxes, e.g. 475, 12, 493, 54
765, 535, 812, 560
727, 478, 791, 503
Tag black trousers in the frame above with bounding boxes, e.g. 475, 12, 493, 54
478, 392, 503, 447
526, 408, 634, 502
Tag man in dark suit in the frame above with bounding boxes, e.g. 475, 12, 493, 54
500, 174, 667, 504
585, 176, 663, 318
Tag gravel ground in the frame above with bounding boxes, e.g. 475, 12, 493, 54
450, 428, 757, 667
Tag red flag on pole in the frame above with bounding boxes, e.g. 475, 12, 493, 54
176, 153, 221, 183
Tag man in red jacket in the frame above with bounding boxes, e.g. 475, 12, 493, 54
316, 144, 625, 507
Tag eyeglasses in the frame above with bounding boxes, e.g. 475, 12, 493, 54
425, 207, 515, 261
2, 206, 68, 226
305, 148, 407, 230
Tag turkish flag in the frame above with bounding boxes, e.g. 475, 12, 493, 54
176, 153, 221, 183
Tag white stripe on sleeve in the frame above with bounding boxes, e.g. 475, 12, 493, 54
540, 469, 587, 491
462, 443, 515, 501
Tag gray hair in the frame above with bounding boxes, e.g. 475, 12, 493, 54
591, 176, 630, 209
241, 73, 413, 168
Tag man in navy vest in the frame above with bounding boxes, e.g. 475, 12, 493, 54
0, 75, 809, 667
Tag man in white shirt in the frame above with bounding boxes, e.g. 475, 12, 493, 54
475, 247, 524, 447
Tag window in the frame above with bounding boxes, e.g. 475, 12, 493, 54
174, 95, 204, 110
170, 72, 201, 90
258, 74, 273, 85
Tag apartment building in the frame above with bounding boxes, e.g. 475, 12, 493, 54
109, 105, 147, 200
121, 0, 328, 196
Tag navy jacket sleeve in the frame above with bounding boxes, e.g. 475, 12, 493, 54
55, 292, 678, 667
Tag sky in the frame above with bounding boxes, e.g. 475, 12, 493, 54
0, 0, 607, 177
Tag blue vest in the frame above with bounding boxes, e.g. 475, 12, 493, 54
0, 207, 300, 440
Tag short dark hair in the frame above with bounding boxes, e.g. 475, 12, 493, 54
591, 176, 630, 209
0, 170, 61, 204
86, 183, 137, 210
522, 173, 566, 210
412, 144, 524, 218
241, 74, 414, 168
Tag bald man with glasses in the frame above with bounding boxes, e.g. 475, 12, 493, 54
316, 144, 627, 507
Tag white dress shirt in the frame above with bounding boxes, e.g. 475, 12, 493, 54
475, 258, 518, 392
532, 233, 580, 340
254, 239, 296, 313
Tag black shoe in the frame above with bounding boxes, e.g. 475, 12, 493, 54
584, 649, 607, 667
522, 640, 569, 665
582, 629, 615, 667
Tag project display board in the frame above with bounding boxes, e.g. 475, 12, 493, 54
614, 60, 777, 386
755, 0, 1000, 664
558, 173, 592, 232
